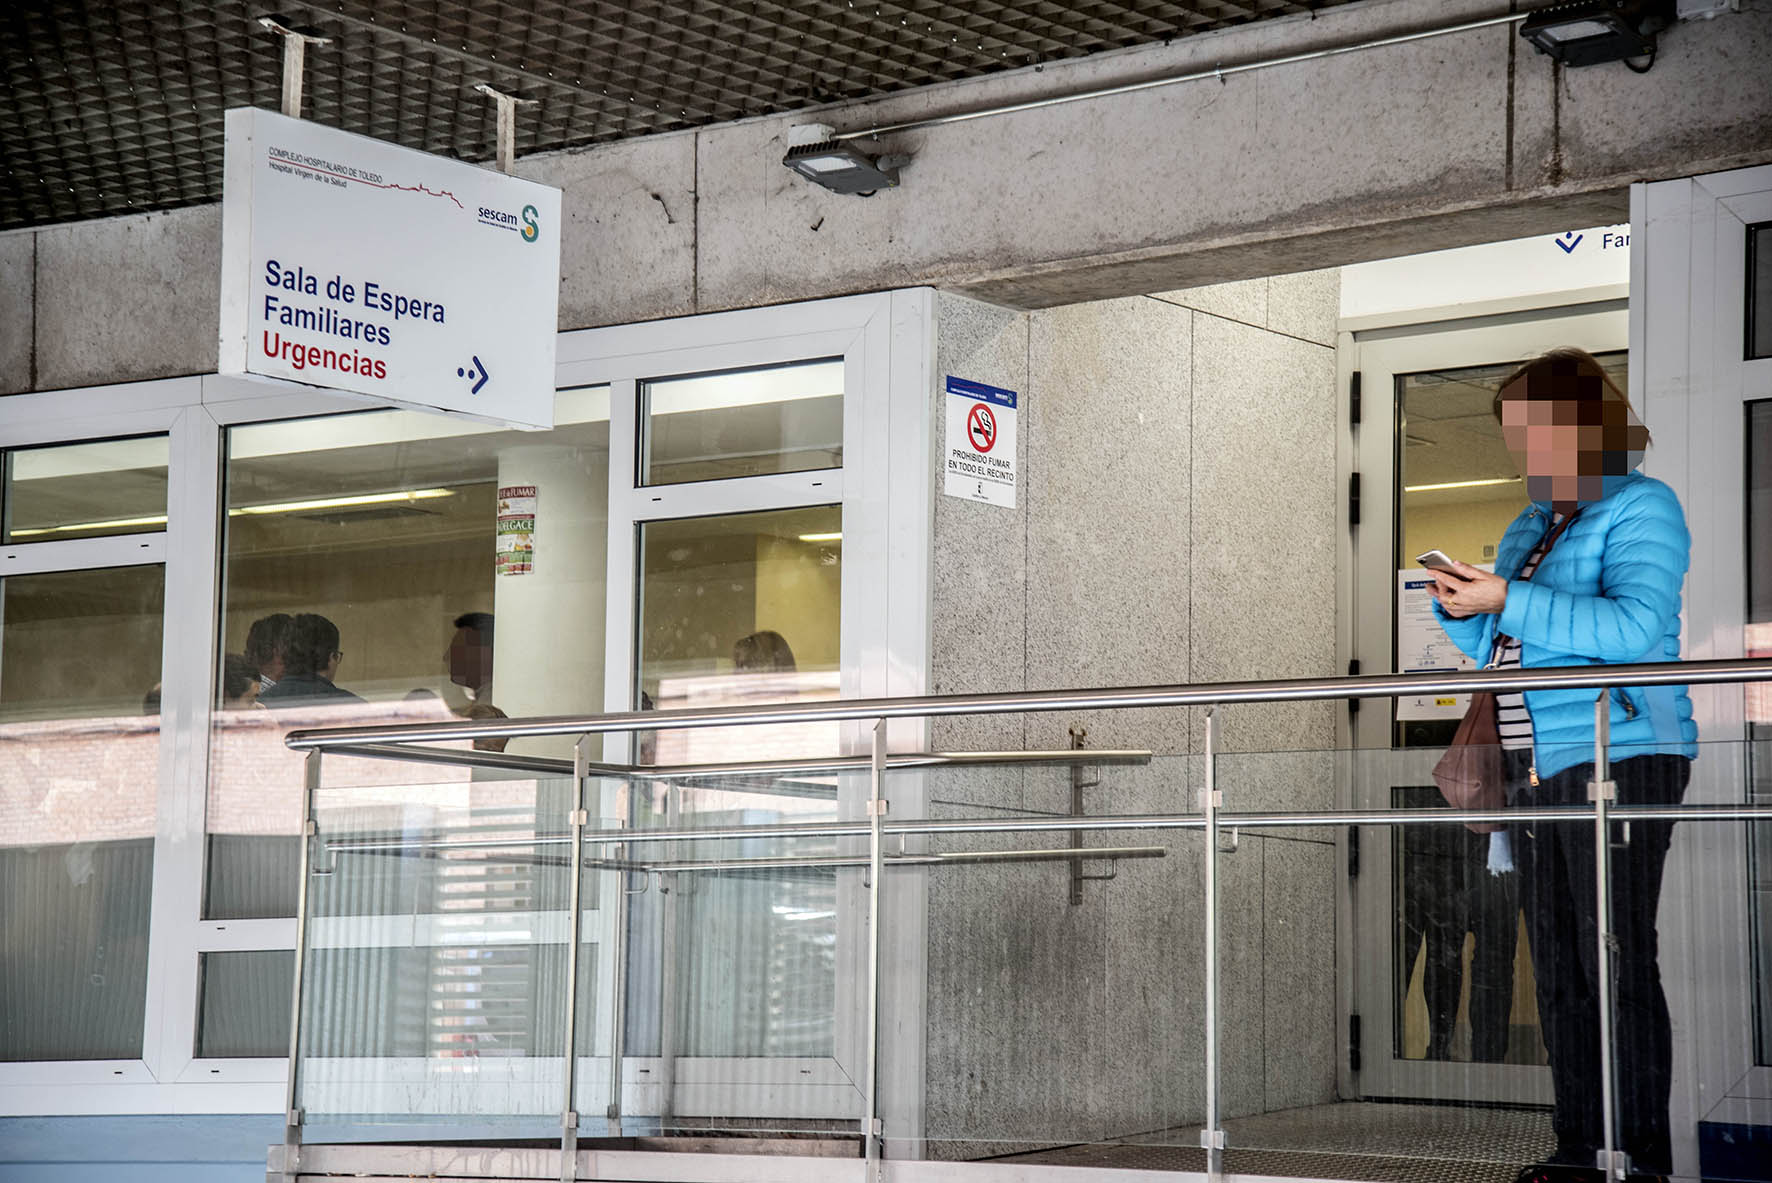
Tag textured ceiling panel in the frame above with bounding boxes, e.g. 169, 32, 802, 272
0, 0, 1352, 232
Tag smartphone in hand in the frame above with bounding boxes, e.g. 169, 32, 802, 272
1415, 549, 1464, 576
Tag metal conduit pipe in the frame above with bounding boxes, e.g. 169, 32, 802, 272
833, 10, 1531, 141
286, 658, 1772, 751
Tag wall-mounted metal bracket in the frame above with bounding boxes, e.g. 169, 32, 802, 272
258, 17, 330, 119
475, 83, 538, 174
1068, 726, 1106, 904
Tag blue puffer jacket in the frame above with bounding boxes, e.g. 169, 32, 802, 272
1434, 471, 1697, 779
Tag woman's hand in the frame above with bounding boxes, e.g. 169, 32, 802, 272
1428, 562, 1508, 617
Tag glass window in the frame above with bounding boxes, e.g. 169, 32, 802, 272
1749, 222, 1771, 361
196, 950, 293, 1058
205, 389, 609, 921
1, 436, 170, 543
636, 504, 842, 764
640, 359, 843, 486
0, 563, 164, 1060
1392, 352, 1628, 745
629, 506, 843, 1062
1747, 400, 1772, 1063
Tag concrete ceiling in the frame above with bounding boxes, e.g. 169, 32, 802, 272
1, 0, 1358, 232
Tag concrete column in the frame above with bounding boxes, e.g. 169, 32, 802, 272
492, 445, 609, 756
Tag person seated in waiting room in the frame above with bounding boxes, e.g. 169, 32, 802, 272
459, 701, 509, 752
221, 654, 263, 709
446, 610, 495, 703
258, 613, 365, 709
244, 612, 293, 693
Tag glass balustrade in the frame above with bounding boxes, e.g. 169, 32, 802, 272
292, 764, 589, 1143
277, 688, 1772, 1183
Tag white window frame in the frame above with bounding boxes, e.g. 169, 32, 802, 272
0, 290, 935, 1127
1633, 166, 1772, 1164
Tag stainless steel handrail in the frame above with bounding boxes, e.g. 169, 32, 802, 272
316, 742, 1152, 778
314, 803, 1772, 862
285, 658, 1772, 750
589, 847, 1169, 874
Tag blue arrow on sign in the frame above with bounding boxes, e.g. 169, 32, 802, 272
1555, 231, 1583, 254
470, 355, 490, 394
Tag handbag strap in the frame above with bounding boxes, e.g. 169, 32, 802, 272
1490, 507, 1583, 658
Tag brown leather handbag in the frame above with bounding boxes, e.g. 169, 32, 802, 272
1433, 690, 1506, 833
1431, 510, 1581, 833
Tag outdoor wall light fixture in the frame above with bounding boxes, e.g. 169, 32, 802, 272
782, 124, 907, 196
1519, 0, 1676, 67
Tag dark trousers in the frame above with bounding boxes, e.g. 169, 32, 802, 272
1398, 825, 1518, 1061
1508, 752, 1689, 1174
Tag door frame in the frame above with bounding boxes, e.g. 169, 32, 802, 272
1342, 306, 1629, 1106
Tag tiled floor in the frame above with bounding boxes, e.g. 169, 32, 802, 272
992, 1101, 1556, 1182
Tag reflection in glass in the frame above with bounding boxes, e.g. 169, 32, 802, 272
208, 392, 609, 920
1, 435, 169, 543
641, 358, 843, 486
0, 564, 163, 1060
1391, 787, 1542, 1066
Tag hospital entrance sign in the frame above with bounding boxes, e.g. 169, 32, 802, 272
219, 107, 561, 429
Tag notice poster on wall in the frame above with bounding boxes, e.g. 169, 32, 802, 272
943, 376, 1018, 508
218, 107, 561, 429
1395, 569, 1485, 721
496, 485, 537, 576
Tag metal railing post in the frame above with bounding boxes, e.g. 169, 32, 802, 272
864, 718, 887, 1174
558, 738, 592, 1183
606, 778, 632, 1136
656, 780, 682, 1129
280, 749, 321, 1183
1591, 694, 1626, 1181
1200, 706, 1225, 1179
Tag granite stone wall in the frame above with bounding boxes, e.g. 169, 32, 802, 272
923, 271, 1340, 1150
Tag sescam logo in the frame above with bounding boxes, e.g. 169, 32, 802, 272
477, 203, 542, 244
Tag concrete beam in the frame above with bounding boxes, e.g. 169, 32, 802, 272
676, 0, 1772, 311
3, 0, 1769, 392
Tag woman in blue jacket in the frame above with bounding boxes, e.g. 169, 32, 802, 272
1428, 348, 1695, 1183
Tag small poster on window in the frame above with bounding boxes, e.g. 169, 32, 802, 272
1396, 567, 1491, 720
496, 485, 537, 576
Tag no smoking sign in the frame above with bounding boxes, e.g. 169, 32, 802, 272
944, 375, 1017, 508
966, 402, 997, 452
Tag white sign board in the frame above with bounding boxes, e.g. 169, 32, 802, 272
1341, 224, 1629, 324
1395, 568, 1491, 721
219, 107, 561, 429
943, 376, 1018, 508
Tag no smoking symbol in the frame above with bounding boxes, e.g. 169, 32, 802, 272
966, 402, 997, 452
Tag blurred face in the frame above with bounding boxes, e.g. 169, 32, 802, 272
1498, 377, 1647, 507
448, 626, 493, 692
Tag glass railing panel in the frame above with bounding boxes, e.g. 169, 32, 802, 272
1213, 739, 1766, 1183
913, 755, 1206, 1158
293, 763, 580, 1142
597, 764, 861, 1140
